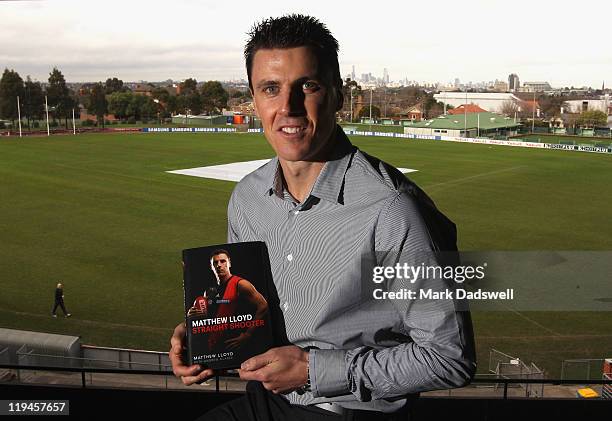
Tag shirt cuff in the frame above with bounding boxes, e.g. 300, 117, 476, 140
309, 349, 350, 397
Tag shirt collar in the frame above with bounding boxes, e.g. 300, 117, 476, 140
266, 126, 355, 205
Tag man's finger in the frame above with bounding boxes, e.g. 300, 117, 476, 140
169, 342, 202, 377
181, 368, 215, 386
241, 350, 274, 371
238, 365, 273, 382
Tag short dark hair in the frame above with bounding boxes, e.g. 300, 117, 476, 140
244, 14, 342, 97
210, 249, 231, 261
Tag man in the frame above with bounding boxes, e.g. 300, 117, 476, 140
188, 249, 269, 351
170, 14, 475, 420
52, 282, 71, 318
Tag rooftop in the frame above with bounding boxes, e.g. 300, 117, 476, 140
410, 112, 520, 130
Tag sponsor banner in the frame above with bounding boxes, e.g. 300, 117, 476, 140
545, 143, 611, 154
142, 127, 237, 133
141, 126, 611, 154
546, 143, 577, 151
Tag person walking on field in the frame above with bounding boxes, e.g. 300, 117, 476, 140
52, 282, 71, 318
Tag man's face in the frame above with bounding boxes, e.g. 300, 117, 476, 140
250, 46, 340, 162
211, 253, 231, 279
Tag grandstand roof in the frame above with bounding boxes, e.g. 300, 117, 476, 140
410, 112, 520, 130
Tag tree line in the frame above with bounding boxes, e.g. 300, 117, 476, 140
0, 68, 230, 129
0, 67, 76, 130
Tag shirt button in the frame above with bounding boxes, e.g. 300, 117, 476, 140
293, 210, 299, 215
287, 254, 293, 262
283, 301, 289, 312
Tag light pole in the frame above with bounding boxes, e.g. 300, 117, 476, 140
531, 91, 536, 133
369, 87, 373, 122
350, 85, 355, 123
154, 99, 164, 125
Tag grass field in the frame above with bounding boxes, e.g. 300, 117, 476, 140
1, 131, 611, 376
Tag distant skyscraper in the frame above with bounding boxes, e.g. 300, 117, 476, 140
454, 78, 460, 88
508, 73, 520, 91
383, 68, 389, 84
352, 65, 355, 81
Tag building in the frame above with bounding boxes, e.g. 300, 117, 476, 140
398, 105, 424, 121
520, 82, 552, 92
520, 99, 541, 118
434, 92, 522, 113
230, 101, 255, 115
492, 80, 509, 92
133, 83, 154, 96
448, 104, 487, 115
508, 74, 520, 92
565, 95, 611, 114
404, 112, 520, 138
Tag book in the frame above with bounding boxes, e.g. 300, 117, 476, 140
182, 241, 283, 369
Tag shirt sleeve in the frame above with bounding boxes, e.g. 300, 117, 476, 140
227, 190, 240, 243
309, 191, 476, 400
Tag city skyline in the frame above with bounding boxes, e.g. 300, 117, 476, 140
1, 0, 610, 88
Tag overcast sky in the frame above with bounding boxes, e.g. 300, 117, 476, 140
2, 0, 610, 88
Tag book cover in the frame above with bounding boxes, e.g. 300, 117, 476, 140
182, 241, 283, 369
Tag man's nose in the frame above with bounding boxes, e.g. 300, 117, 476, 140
280, 84, 306, 116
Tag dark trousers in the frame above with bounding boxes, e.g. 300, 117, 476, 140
52, 300, 68, 315
197, 381, 411, 421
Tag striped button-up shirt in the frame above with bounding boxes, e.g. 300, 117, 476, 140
227, 127, 476, 412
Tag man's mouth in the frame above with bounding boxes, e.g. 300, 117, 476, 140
280, 126, 306, 134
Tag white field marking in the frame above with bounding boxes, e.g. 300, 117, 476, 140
167, 159, 417, 182
0, 307, 169, 333
424, 166, 525, 190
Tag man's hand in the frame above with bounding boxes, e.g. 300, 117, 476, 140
238, 345, 308, 394
169, 322, 216, 385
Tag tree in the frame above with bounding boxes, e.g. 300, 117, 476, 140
341, 78, 361, 119
538, 96, 568, 118
200, 81, 228, 114
179, 78, 198, 95
107, 92, 132, 120
47, 67, 75, 128
576, 110, 607, 127
105, 77, 125, 94
0, 68, 25, 125
165, 95, 178, 116
500, 100, 519, 117
140, 97, 158, 121
186, 92, 203, 115
88, 83, 108, 127
127, 94, 147, 121
151, 87, 170, 104
23, 76, 45, 129
358, 105, 380, 119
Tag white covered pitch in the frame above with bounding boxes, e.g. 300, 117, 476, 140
167, 159, 417, 183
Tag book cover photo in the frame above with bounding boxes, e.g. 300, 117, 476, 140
182, 241, 284, 370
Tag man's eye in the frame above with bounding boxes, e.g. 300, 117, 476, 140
263, 86, 278, 95
303, 81, 319, 91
